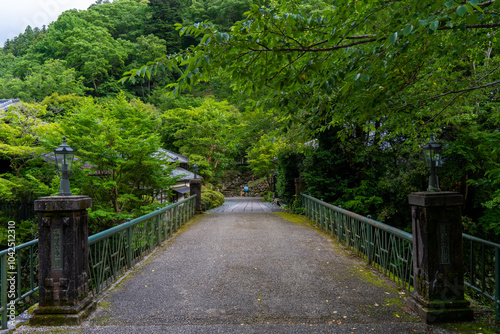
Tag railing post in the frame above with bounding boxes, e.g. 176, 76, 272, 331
407, 192, 473, 323
367, 224, 372, 265
184, 201, 187, 223
168, 209, 173, 235
192, 196, 196, 216
337, 210, 342, 243
126, 226, 132, 268
156, 209, 161, 247
496, 247, 500, 322
31, 195, 95, 326
314, 201, 318, 224
328, 208, 333, 233
320, 203, 324, 230
175, 206, 180, 231
1, 254, 7, 330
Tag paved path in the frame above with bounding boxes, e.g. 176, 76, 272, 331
15, 204, 452, 333
208, 197, 282, 213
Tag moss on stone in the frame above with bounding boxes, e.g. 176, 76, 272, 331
27, 303, 39, 314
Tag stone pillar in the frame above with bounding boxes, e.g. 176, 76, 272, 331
190, 179, 203, 212
407, 191, 473, 323
30, 196, 95, 326
294, 177, 304, 196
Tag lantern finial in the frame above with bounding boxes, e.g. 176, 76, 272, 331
422, 133, 442, 192
54, 136, 75, 196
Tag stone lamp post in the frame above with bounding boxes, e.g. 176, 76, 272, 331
30, 137, 95, 325
407, 135, 473, 323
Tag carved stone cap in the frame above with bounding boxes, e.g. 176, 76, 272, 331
408, 191, 463, 207
189, 179, 202, 185
34, 196, 92, 212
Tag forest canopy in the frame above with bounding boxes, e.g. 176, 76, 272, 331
1, 0, 500, 244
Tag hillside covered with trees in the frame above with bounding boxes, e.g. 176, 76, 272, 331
1, 0, 499, 246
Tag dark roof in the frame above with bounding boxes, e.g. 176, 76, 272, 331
155, 149, 189, 164
172, 167, 201, 181
173, 186, 191, 194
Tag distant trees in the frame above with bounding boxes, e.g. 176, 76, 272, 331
51, 93, 176, 231
0, 59, 87, 101
147, 0, 183, 53
160, 98, 243, 182
134, 0, 500, 237
0, 0, 258, 100
2, 0, 498, 241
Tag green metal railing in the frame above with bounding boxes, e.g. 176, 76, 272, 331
462, 234, 500, 320
88, 195, 196, 294
0, 195, 196, 329
301, 193, 500, 321
0, 239, 39, 329
301, 194, 414, 291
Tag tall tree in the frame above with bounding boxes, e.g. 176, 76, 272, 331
49, 94, 175, 230
147, 0, 183, 53
130, 0, 499, 141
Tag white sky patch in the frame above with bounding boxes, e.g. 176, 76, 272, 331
0, 0, 102, 46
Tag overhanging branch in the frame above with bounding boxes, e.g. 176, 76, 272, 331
430, 80, 500, 99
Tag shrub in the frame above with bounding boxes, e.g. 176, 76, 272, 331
261, 191, 274, 202
201, 188, 225, 210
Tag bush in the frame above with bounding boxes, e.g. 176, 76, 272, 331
201, 188, 225, 210
261, 191, 274, 202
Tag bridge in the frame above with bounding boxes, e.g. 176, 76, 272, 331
3, 194, 498, 333
7, 197, 444, 333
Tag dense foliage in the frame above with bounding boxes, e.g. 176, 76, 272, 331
126, 0, 500, 239
1, 0, 500, 245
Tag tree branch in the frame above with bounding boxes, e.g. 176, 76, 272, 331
248, 38, 378, 53
430, 80, 500, 99
438, 23, 500, 30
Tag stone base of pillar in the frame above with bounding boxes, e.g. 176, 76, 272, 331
30, 296, 96, 326
406, 294, 473, 324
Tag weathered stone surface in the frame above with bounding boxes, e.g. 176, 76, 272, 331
34, 195, 92, 211
408, 191, 473, 323
190, 179, 203, 212
31, 195, 94, 326
221, 171, 272, 197
408, 192, 463, 207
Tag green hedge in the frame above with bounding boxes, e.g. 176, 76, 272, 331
201, 188, 225, 210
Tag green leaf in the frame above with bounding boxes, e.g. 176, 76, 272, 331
429, 20, 439, 32
468, 2, 484, 13
466, 13, 478, 25
403, 25, 413, 36
360, 74, 370, 82
456, 5, 467, 17
445, 0, 456, 9
389, 32, 398, 45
